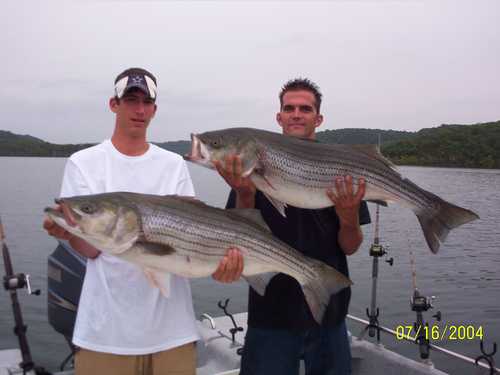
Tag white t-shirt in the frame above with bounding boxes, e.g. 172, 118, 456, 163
60, 140, 200, 355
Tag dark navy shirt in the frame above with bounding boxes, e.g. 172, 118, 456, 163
226, 190, 371, 331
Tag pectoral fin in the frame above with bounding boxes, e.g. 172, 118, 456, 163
240, 157, 260, 178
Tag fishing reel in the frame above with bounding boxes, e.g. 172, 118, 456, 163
410, 290, 441, 320
369, 242, 394, 265
411, 289, 442, 360
410, 291, 433, 312
3, 272, 41, 296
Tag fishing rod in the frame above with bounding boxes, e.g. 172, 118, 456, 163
1, 215, 44, 375
359, 134, 394, 341
359, 203, 393, 342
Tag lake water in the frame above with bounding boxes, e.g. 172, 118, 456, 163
0, 157, 499, 374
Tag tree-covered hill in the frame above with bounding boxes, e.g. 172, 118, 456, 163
0, 130, 191, 158
1, 121, 499, 169
0, 130, 45, 144
0, 130, 94, 157
381, 121, 500, 168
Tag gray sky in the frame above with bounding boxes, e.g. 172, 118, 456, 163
1, 0, 499, 144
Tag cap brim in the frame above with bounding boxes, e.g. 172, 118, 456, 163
115, 75, 157, 99
122, 85, 151, 97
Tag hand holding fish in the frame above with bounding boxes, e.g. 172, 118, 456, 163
211, 247, 244, 283
214, 154, 256, 208
326, 176, 366, 228
43, 211, 74, 241
43, 204, 101, 259
327, 176, 366, 255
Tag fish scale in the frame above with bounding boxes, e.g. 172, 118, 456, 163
265, 142, 401, 192
138, 199, 313, 277
264, 135, 441, 210
128, 193, 317, 278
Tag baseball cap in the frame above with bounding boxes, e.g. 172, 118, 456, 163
114, 67, 157, 100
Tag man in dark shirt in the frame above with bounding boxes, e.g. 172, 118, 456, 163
217, 78, 370, 375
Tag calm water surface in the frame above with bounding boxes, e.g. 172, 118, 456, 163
0, 157, 498, 374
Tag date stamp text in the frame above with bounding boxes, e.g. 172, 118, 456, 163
395, 324, 484, 341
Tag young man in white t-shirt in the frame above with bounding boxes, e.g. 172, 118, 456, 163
43, 67, 243, 375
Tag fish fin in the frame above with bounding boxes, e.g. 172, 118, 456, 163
243, 272, 278, 296
262, 192, 287, 217
260, 173, 276, 191
252, 158, 276, 191
366, 199, 388, 207
241, 159, 258, 178
300, 260, 352, 324
143, 268, 171, 298
349, 144, 398, 171
412, 183, 479, 253
227, 209, 271, 232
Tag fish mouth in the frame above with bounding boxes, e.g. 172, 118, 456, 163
45, 198, 80, 227
183, 134, 213, 168
44, 206, 64, 219
183, 133, 200, 162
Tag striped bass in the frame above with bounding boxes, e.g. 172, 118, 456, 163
184, 127, 479, 254
44, 192, 351, 323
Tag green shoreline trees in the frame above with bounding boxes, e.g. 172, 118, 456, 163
381, 121, 500, 169
1, 121, 499, 169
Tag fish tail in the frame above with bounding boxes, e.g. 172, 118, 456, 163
301, 260, 352, 324
415, 191, 479, 254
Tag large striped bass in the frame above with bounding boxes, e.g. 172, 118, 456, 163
44, 192, 351, 323
184, 127, 479, 253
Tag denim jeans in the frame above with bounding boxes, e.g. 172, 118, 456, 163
239, 320, 351, 375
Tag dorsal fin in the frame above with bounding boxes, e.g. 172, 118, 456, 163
227, 208, 271, 232
349, 144, 397, 170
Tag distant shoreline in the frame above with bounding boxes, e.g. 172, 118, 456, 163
2, 155, 498, 171
1, 121, 499, 169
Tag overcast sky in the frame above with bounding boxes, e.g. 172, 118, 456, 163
1, 0, 499, 144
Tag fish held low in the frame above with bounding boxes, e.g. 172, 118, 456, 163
44, 192, 351, 324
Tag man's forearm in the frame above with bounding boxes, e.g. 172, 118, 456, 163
236, 191, 255, 209
338, 224, 363, 255
69, 237, 101, 259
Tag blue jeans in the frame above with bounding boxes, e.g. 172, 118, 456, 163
240, 320, 351, 375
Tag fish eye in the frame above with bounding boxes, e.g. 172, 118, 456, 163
80, 204, 96, 214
